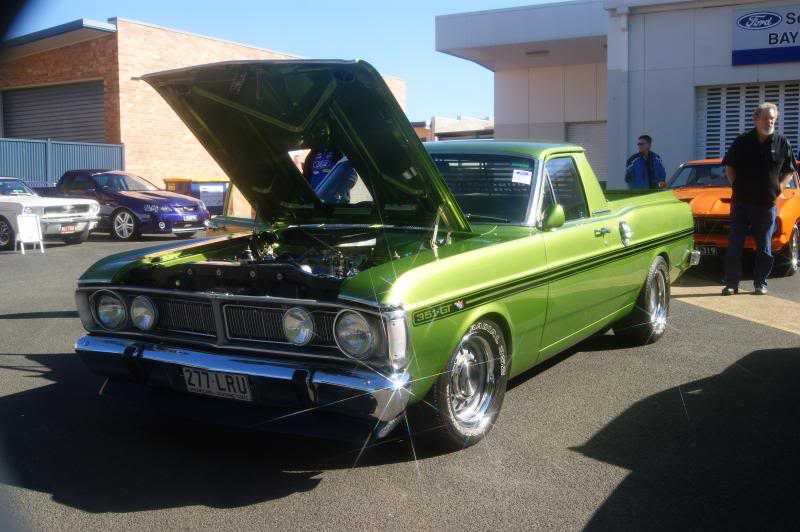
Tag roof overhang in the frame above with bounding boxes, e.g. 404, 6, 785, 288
1, 18, 116, 62
436, 1, 608, 71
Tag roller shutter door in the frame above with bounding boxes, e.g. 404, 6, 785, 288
566, 121, 608, 181
696, 81, 800, 159
2, 81, 105, 143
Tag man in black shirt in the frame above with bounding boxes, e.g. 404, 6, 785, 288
721, 102, 797, 295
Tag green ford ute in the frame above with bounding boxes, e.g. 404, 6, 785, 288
74, 60, 698, 450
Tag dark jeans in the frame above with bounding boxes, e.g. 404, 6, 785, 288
724, 202, 776, 288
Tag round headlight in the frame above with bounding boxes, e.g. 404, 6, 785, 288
334, 311, 376, 360
130, 296, 157, 331
95, 292, 127, 330
22, 206, 33, 214
283, 307, 315, 346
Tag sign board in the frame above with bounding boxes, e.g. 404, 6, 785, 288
732, 5, 800, 65
15, 214, 44, 254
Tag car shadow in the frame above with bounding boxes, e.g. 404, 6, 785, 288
573, 347, 800, 530
0, 351, 437, 513
87, 233, 186, 243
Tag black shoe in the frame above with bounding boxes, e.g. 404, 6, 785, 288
721, 286, 738, 295
754, 286, 768, 295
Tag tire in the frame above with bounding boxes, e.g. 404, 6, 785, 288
0, 217, 15, 251
410, 318, 509, 451
111, 209, 140, 241
62, 229, 90, 245
175, 231, 197, 239
613, 255, 670, 345
773, 223, 799, 277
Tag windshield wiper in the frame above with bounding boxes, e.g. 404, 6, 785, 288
465, 213, 509, 223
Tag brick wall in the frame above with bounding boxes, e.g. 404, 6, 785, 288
115, 19, 298, 187
0, 35, 121, 143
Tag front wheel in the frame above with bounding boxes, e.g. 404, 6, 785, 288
613, 255, 670, 345
410, 319, 509, 451
773, 224, 798, 277
111, 210, 140, 241
0, 217, 15, 250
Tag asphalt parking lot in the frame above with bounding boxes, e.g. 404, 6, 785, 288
1, 236, 799, 531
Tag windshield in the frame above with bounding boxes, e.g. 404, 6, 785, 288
430, 154, 536, 224
668, 165, 729, 189
0, 179, 36, 196
94, 173, 159, 192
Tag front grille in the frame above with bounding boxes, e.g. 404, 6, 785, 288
44, 204, 90, 215
224, 305, 337, 346
155, 298, 216, 337
174, 205, 198, 213
695, 218, 730, 235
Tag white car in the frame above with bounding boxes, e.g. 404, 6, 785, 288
0, 177, 101, 250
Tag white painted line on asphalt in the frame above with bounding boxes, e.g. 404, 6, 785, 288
671, 284, 800, 336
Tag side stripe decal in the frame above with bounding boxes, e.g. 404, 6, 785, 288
411, 228, 693, 326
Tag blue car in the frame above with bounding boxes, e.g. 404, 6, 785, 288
55, 170, 211, 240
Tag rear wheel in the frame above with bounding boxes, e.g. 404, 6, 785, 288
613, 256, 670, 345
0, 217, 15, 250
410, 319, 509, 451
111, 210, 140, 241
773, 224, 799, 277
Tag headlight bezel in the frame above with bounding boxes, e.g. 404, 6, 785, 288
130, 295, 158, 331
282, 306, 315, 346
91, 290, 128, 331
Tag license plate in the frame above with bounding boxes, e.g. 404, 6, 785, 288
183, 214, 198, 222
697, 245, 717, 256
59, 224, 77, 234
181, 367, 252, 402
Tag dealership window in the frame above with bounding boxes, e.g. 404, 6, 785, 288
696, 82, 800, 159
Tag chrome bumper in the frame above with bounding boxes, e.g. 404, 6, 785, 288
41, 216, 100, 235
75, 335, 411, 425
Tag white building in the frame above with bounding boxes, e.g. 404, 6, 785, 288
436, 0, 800, 187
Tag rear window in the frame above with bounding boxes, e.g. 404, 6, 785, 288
431, 154, 536, 224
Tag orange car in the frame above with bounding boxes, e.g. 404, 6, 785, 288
666, 159, 799, 277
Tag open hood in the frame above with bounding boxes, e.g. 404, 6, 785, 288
143, 60, 469, 232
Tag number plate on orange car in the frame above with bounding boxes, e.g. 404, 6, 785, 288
697, 246, 717, 256
182, 367, 252, 402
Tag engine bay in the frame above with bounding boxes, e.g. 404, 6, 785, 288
125, 226, 424, 301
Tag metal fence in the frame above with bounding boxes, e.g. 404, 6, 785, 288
0, 137, 124, 187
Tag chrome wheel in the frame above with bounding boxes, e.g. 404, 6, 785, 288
649, 268, 668, 335
113, 211, 135, 239
0, 219, 11, 248
448, 332, 496, 430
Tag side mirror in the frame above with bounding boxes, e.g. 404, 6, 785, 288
542, 204, 565, 230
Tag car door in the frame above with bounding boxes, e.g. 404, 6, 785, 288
538, 155, 627, 359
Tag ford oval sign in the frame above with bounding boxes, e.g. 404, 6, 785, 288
736, 12, 783, 30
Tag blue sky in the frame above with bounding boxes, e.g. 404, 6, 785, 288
8, 0, 547, 121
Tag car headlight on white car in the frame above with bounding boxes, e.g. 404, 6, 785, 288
130, 296, 158, 331
334, 310, 383, 360
94, 292, 127, 330
283, 307, 315, 346
22, 206, 33, 215
89, 202, 100, 214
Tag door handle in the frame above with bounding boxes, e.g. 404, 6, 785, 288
594, 227, 611, 236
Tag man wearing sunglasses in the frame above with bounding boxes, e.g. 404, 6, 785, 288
625, 134, 666, 190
